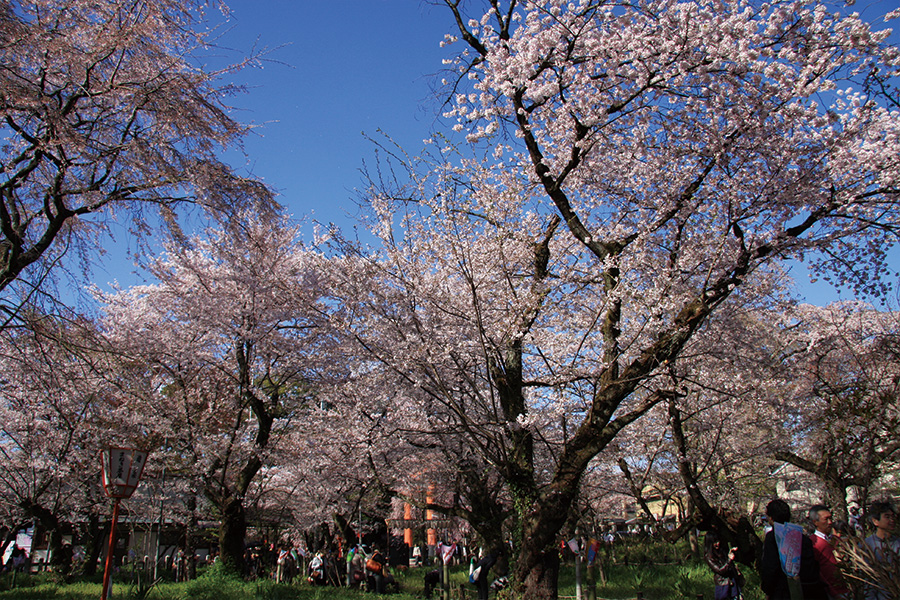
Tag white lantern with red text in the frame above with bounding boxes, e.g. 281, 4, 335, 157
100, 447, 147, 499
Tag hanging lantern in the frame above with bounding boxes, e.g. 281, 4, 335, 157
100, 447, 148, 499
99, 447, 148, 600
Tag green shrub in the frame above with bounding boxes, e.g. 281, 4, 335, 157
180, 565, 249, 600
0, 557, 771, 600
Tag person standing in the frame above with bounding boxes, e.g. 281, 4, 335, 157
175, 547, 186, 582
760, 498, 828, 600
705, 530, 744, 599
276, 546, 293, 583
366, 547, 387, 593
863, 501, 899, 600
808, 505, 849, 599
473, 549, 500, 600
308, 550, 326, 585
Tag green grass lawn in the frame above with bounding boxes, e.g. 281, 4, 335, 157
0, 559, 765, 600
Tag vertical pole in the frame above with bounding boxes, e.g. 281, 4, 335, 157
575, 553, 582, 600
426, 484, 436, 555
386, 521, 390, 569
153, 463, 165, 581
586, 555, 597, 600
346, 546, 352, 588
404, 503, 413, 550
101, 498, 121, 600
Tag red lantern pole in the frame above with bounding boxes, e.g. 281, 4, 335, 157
100, 497, 121, 600
99, 447, 147, 600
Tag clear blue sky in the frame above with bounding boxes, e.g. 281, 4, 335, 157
96, 0, 898, 306
96, 0, 455, 290
209, 0, 454, 225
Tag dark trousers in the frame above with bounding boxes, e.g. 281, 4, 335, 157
477, 576, 489, 600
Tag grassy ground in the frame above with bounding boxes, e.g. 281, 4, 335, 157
0, 555, 764, 599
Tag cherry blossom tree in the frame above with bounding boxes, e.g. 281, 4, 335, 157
598, 297, 900, 561
96, 213, 335, 573
0, 311, 115, 572
568, 295, 791, 563
256, 385, 418, 549
327, 137, 688, 593
271, 308, 510, 555
770, 301, 900, 517
375, 0, 900, 596
0, 0, 274, 312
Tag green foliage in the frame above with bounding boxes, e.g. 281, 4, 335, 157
0, 577, 98, 600
194, 560, 241, 582
0, 559, 770, 600
180, 563, 255, 600
125, 571, 161, 600
673, 564, 708, 598
631, 567, 647, 592
614, 537, 691, 565
0, 571, 77, 594
556, 559, 765, 600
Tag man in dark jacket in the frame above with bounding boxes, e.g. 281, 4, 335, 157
760, 499, 828, 600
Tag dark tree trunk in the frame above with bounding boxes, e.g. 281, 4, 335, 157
185, 494, 198, 580
219, 496, 247, 575
81, 514, 103, 576
20, 500, 65, 569
333, 512, 358, 546
510, 476, 582, 600
205, 339, 274, 577
669, 400, 761, 564
618, 458, 659, 523
515, 543, 561, 600
689, 527, 700, 560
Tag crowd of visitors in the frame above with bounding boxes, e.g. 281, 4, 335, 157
229, 538, 507, 597
706, 499, 898, 600
2, 498, 894, 599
